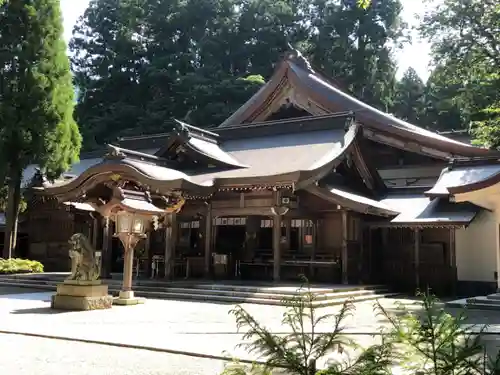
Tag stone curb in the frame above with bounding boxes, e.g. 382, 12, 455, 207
0, 329, 277, 368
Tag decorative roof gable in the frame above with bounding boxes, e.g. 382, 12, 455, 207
219, 46, 493, 159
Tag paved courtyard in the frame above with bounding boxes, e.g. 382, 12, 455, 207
1, 286, 500, 374
0, 334, 226, 375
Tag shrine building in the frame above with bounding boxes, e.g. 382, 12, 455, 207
16, 48, 500, 296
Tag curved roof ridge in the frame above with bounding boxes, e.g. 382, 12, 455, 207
218, 47, 493, 157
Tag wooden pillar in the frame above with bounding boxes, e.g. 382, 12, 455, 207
449, 228, 456, 267
309, 220, 317, 277
341, 210, 348, 284
285, 218, 291, 251
143, 230, 151, 278
244, 216, 259, 261
147, 230, 154, 278
164, 213, 176, 280
92, 215, 99, 250
101, 217, 112, 278
204, 204, 213, 278
414, 228, 421, 289
358, 220, 364, 284
367, 227, 373, 282
273, 213, 282, 282
449, 228, 456, 294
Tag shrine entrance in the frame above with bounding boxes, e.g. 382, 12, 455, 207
213, 217, 247, 279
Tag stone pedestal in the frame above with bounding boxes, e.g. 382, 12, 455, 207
51, 280, 113, 311
113, 290, 145, 306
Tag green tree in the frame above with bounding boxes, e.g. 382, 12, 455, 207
472, 100, 500, 150
70, 0, 148, 149
307, 0, 406, 111
71, 0, 405, 148
422, 66, 467, 131
420, 0, 500, 142
392, 67, 426, 125
0, 0, 81, 258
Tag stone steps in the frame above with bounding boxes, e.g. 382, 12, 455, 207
0, 275, 395, 307
447, 293, 500, 311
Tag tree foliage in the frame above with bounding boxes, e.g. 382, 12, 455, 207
0, 0, 81, 257
420, 0, 500, 147
307, 0, 406, 111
472, 100, 500, 150
71, 0, 405, 150
392, 67, 426, 126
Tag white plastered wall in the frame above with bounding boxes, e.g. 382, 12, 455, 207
455, 210, 499, 284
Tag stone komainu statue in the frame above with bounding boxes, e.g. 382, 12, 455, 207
67, 233, 102, 282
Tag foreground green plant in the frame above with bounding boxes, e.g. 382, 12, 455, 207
223, 288, 500, 375
223, 284, 393, 375
0, 258, 44, 274
379, 291, 496, 375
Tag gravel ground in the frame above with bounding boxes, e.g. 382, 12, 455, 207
0, 286, 38, 295
0, 334, 227, 375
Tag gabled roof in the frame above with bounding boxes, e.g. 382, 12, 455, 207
190, 124, 358, 188
154, 120, 248, 169
40, 117, 364, 200
306, 184, 398, 217
379, 194, 479, 228
219, 47, 493, 158
426, 157, 500, 197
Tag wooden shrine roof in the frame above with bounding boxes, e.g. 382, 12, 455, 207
305, 184, 398, 217
187, 126, 353, 187
426, 159, 500, 197
377, 194, 480, 228
218, 47, 493, 158
39, 119, 360, 200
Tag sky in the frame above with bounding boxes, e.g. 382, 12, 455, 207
60, 0, 435, 81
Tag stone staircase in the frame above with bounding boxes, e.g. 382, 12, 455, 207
446, 293, 500, 311
0, 273, 396, 307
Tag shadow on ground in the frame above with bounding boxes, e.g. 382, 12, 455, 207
10, 307, 69, 315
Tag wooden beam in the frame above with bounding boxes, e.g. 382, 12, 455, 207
212, 207, 274, 217
204, 204, 213, 278
273, 213, 282, 282
414, 228, 421, 289
164, 214, 176, 280
341, 210, 348, 284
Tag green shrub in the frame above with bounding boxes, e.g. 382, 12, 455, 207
223, 286, 500, 375
0, 258, 44, 274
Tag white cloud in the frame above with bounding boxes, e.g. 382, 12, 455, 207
60, 0, 437, 81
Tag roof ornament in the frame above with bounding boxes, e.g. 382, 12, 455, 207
105, 144, 126, 160
31, 168, 49, 187
286, 43, 314, 73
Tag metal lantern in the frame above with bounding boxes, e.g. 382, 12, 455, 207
115, 213, 147, 235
